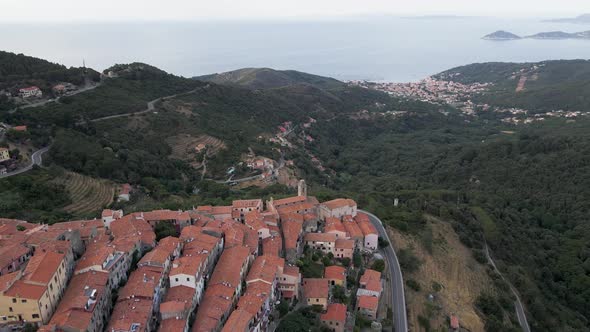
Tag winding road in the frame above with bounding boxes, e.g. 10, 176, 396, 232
484, 244, 531, 332
0, 146, 50, 179
360, 209, 408, 332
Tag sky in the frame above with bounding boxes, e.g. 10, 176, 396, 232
1, 0, 589, 22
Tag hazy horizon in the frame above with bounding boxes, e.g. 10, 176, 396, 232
2, 1, 590, 22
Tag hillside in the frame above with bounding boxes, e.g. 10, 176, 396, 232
3, 53, 590, 331
0, 51, 101, 111
195, 67, 344, 90
436, 60, 590, 112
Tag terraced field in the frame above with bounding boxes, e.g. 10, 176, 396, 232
166, 134, 226, 162
55, 172, 115, 216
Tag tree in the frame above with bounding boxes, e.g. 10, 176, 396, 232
154, 222, 176, 241
372, 259, 385, 272
353, 251, 362, 268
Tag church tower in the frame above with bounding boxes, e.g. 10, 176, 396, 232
297, 179, 307, 197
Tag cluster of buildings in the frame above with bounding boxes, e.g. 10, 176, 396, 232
0, 180, 384, 332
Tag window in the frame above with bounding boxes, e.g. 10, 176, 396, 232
186, 277, 190, 281
1, 317, 6, 321
175, 278, 179, 282
21, 299, 27, 303
11, 298, 16, 303
32, 314, 39, 319
316, 299, 319, 302
49, 283, 54, 291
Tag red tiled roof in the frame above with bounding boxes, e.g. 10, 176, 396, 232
107, 298, 151, 332
118, 266, 162, 300
22, 250, 65, 284
302, 278, 329, 299
165, 285, 195, 303
304, 232, 337, 243
335, 238, 354, 250
49, 271, 109, 330
272, 196, 306, 207
321, 303, 347, 322
356, 217, 378, 236
160, 318, 187, 331
324, 266, 346, 281
0, 272, 20, 292
4, 280, 46, 300
357, 295, 379, 311
360, 269, 382, 292
221, 309, 253, 332
232, 199, 262, 209
261, 236, 282, 256
322, 198, 356, 210
246, 255, 284, 284
325, 217, 346, 234
170, 255, 204, 277
343, 219, 363, 239
282, 220, 302, 250
209, 246, 250, 288
0, 243, 31, 271
283, 265, 300, 277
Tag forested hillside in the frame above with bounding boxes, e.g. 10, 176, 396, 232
437, 60, 590, 113
0, 51, 100, 99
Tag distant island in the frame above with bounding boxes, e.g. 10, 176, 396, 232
543, 13, 590, 24
482, 30, 521, 40
482, 29, 590, 40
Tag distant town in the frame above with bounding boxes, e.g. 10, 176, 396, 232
350, 71, 590, 125
0, 181, 391, 332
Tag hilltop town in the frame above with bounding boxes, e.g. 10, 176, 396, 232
0, 181, 389, 332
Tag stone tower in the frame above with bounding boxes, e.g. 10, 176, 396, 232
297, 179, 307, 197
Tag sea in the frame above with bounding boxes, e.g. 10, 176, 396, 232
1, 16, 590, 82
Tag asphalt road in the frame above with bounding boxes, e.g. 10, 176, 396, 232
360, 209, 408, 332
0, 146, 50, 179
484, 244, 531, 332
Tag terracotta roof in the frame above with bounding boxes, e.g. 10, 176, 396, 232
357, 219, 377, 237
246, 256, 284, 284
118, 266, 162, 300
221, 309, 253, 332
22, 250, 65, 284
272, 196, 307, 207
165, 285, 195, 303
335, 238, 354, 250
322, 198, 356, 210
244, 211, 267, 231
160, 300, 189, 314
49, 271, 109, 330
138, 245, 172, 267
4, 280, 46, 300
182, 232, 220, 256
209, 246, 250, 288
75, 244, 117, 272
158, 236, 181, 252
282, 220, 302, 250
302, 278, 329, 299
193, 283, 234, 332
360, 269, 382, 293
0, 272, 21, 292
143, 209, 191, 222
357, 295, 379, 311
170, 255, 204, 277
50, 219, 104, 239
283, 265, 300, 277
324, 266, 346, 281
304, 232, 337, 243
159, 318, 187, 332
0, 243, 31, 270
277, 202, 316, 215
232, 199, 262, 209
321, 303, 347, 322
343, 219, 363, 239
180, 225, 203, 242
107, 298, 151, 332
110, 214, 156, 247
261, 236, 282, 256
234, 282, 272, 323
325, 217, 346, 234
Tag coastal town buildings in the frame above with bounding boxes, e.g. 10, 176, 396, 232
0, 193, 387, 331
